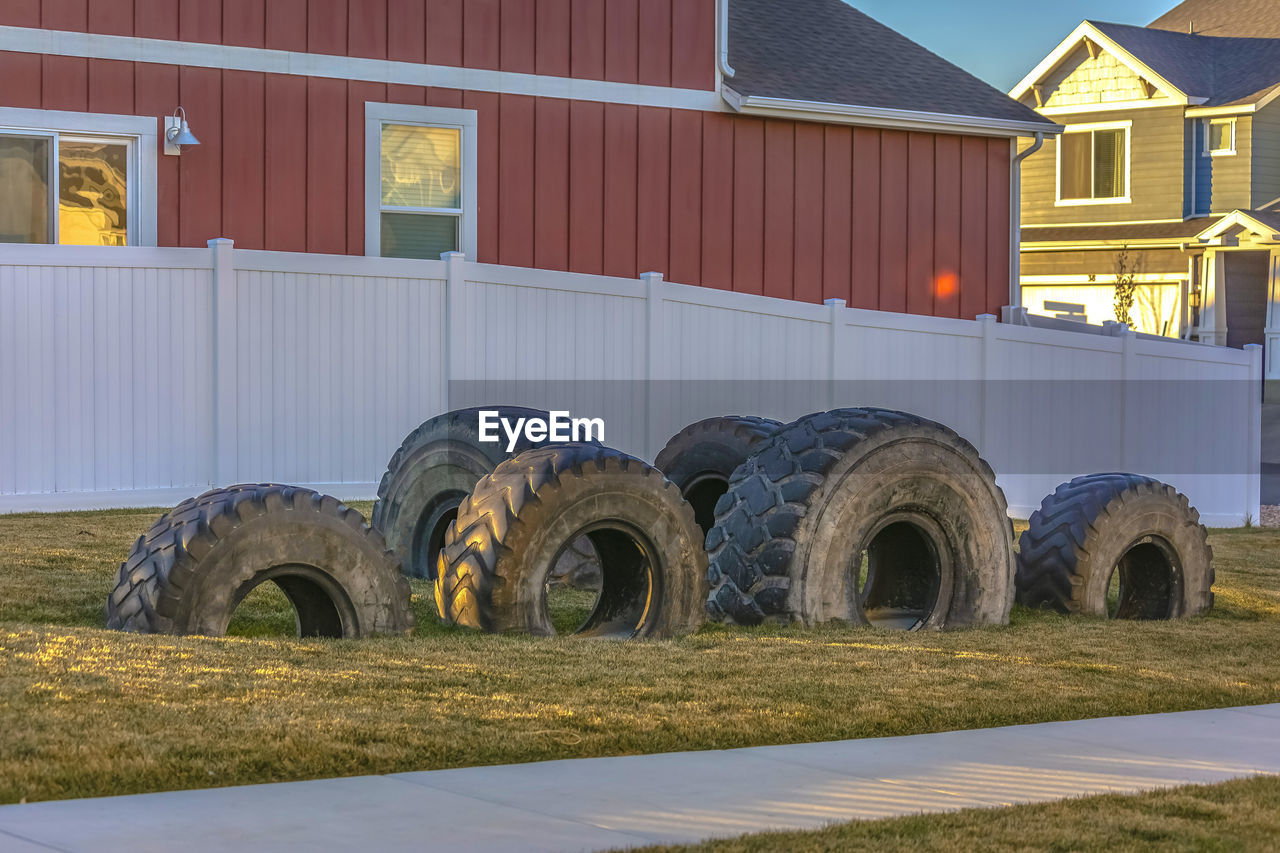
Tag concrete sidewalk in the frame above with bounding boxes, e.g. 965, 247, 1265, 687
2, 705, 1277, 853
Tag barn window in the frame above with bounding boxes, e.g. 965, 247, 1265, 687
365, 103, 478, 260
0, 108, 157, 246
0, 132, 133, 245
1057, 122, 1129, 204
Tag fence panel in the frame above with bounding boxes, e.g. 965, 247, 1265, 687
0, 242, 1260, 525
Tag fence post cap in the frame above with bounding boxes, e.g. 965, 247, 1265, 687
824, 298, 847, 308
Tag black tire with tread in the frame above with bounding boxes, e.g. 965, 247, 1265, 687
654, 415, 783, 535
105, 484, 412, 637
705, 407, 1015, 628
371, 406, 555, 580
1016, 473, 1213, 618
436, 443, 707, 638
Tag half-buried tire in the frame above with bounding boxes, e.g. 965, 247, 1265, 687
1016, 473, 1213, 619
654, 415, 782, 535
372, 406, 556, 581
706, 408, 1015, 629
105, 484, 413, 637
436, 444, 707, 638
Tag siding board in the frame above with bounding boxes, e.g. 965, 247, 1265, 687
603, 103, 638, 279
934, 134, 961, 319
223, 69, 265, 248
668, 108, 702, 285
850, 127, 880, 309
263, 73, 307, 251
636, 106, 670, 276
793, 123, 824, 305
569, 99, 605, 274
906, 132, 934, 315
959, 136, 988, 321
177, 65, 221, 246
763, 120, 795, 301
534, 97, 570, 271
700, 112, 734, 291
386, 0, 425, 63
823, 126, 852, 303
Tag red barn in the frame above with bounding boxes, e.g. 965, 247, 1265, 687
0, 0, 1055, 317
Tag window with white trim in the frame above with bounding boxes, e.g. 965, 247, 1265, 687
366, 103, 477, 260
1058, 124, 1128, 203
1205, 118, 1236, 155
0, 131, 134, 245
0, 107, 156, 246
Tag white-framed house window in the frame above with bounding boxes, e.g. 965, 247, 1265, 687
0, 107, 157, 246
365, 103, 478, 260
1056, 120, 1131, 206
1204, 117, 1236, 156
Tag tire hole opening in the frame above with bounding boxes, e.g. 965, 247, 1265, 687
415, 492, 465, 581
1107, 540, 1177, 620
227, 570, 346, 639
684, 476, 729, 536
855, 521, 942, 630
547, 527, 655, 638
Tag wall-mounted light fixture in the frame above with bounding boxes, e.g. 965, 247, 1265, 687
1189, 282, 1202, 310
164, 107, 200, 155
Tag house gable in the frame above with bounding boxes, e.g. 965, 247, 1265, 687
1031, 42, 1178, 112
1010, 22, 1193, 114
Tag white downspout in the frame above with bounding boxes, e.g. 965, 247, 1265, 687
1009, 131, 1044, 309
718, 0, 735, 78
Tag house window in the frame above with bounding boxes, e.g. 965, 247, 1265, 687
0, 107, 157, 246
1205, 118, 1236, 155
1058, 125, 1128, 203
0, 132, 132, 245
365, 103, 477, 260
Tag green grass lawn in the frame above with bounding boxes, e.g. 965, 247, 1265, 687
631, 775, 1280, 852
0, 503, 1278, 806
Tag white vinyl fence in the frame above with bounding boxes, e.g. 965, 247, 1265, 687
0, 240, 1262, 525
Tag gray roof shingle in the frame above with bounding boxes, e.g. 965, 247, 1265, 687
1150, 0, 1280, 39
728, 0, 1054, 126
1090, 20, 1280, 107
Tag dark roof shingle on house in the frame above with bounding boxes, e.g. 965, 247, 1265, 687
1090, 20, 1280, 107
1150, 0, 1280, 39
728, 0, 1053, 126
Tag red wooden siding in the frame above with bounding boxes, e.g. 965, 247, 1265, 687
0, 51, 1016, 317
0, 0, 716, 89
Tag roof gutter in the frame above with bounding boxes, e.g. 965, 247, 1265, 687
718, 0, 735, 78
722, 86, 1062, 138
1009, 131, 1044, 309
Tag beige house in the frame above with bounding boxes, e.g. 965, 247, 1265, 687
1009, 0, 1280, 360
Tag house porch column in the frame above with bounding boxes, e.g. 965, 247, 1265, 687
1196, 249, 1228, 346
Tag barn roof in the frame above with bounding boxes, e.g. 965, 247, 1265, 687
725, 0, 1056, 136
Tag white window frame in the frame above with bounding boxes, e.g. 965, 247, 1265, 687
1055, 120, 1132, 207
0, 106, 157, 246
1204, 117, 1237, 156
365, 102, 478, 261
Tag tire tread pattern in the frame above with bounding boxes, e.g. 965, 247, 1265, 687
105, 484, 411, 634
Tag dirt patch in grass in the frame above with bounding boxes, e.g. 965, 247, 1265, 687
0, 504, 1278, 804
631, 774, 1280, 852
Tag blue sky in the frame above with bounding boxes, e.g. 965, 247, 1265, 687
846, 0, 1176, 92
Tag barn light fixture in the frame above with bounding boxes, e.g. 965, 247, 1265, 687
164, 107, 200, 155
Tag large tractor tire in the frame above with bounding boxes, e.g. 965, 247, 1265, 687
706, 408, 1014, 629
654, 415, 783, 535
436, 444, 707, 638
105, 484, 412, 638
372, 406, 556, 580
1016, 474, 1213, 619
